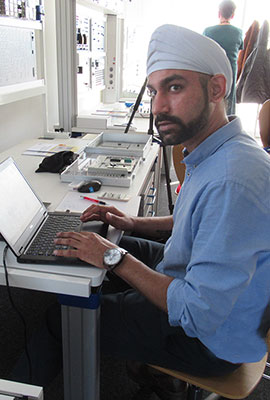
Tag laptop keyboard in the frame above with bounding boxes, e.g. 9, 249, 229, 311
26, 214, 82, 257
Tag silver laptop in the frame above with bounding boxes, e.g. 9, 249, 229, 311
0, 157, 108, 265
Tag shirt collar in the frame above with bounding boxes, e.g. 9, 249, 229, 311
182, 117, 242, 167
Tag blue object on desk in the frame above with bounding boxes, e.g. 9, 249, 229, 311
125, 102, 143, 108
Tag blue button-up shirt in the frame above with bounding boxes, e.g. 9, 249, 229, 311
156, 117, 270, 363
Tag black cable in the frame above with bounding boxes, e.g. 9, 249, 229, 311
148, 101, 174, 215
3, 245, 33, 384
124, 77, 148, 133
161, 145, 174, 214
147, 99, 154, 136
124, 79, 174, 213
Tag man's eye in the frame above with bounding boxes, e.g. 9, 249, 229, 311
170, 84, 182, 92
147, 89, 156, 98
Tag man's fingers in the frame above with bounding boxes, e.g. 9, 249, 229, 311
56, 231, 92, 239
53, 248, 78, 257
54, 231, 98, 254
81, 204, 124, 223
56, 231, 78, 238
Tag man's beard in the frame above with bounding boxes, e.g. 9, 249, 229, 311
154, 92, 210, 146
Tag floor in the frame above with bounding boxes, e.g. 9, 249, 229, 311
0, 168, 269, 399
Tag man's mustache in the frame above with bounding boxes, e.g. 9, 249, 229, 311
155, 113, 184, 128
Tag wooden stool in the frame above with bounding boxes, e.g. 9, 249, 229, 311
149, 352, 268, 399
149, 331, 270, 399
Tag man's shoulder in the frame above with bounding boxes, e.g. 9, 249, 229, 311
210, 135, 270, 196
228, 25, 243, 37
203, 25, 219, 34
205, 24, 242, 38
231, 25, 243, 33
216, 132, 268, 169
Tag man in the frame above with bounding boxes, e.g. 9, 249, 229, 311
13, 25, 270, 399
203, 0, 243, 115
54, 23, 270, 394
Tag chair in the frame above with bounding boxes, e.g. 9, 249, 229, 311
149, 330, 270, 400
258, 99, 270, 149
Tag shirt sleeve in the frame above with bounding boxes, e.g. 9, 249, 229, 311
167, 180, 269, 338
202, 28, 208, 36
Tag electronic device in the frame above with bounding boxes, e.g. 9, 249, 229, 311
78, 180, 101, 193
60, 132, 151, 187
85, 132, 152, 159
102, 14, 123, 103
87, 155, 138, 175
61, 152, 142, 187
0, 157, 108, 265
76, 11, 106, 92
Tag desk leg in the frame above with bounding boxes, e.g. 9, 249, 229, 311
61, 304, 100, 400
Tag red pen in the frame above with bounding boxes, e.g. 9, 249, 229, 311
80, 196, 106, 205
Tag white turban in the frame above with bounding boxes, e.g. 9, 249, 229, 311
147, 24, 232, 97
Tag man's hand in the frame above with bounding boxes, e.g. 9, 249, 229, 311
80, 204, 136, 231
54, 230, 173, 314
53, 231, 116, 268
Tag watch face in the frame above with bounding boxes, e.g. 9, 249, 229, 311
104, 248, 122, 266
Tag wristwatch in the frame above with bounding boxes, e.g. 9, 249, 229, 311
103, 247, 128, 271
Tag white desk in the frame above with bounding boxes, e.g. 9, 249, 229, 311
0, 137, 160, 400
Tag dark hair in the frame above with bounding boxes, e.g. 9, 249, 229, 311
219, 0, 236, 19
198, 73, 211, 91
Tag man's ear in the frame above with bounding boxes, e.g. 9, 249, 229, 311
209, 74, 227, 103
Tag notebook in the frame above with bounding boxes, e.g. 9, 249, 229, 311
0, 157, 108, 265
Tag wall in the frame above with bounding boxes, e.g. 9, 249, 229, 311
0, 95, 46, 153
43, 0, 59, 131
0, 0, 56, 153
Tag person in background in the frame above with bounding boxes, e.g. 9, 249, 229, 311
203, 0, 243, 115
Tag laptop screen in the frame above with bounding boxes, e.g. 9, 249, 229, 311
0, 157, 44, 251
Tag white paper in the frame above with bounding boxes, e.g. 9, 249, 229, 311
22, 142, 80, 156
56, 191, 141, 216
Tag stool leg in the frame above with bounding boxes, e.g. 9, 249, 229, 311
187, 385, 203, 400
